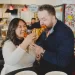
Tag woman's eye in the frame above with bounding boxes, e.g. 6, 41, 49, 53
24, 26, 27, 28
24, 26, 26, 27
18, 26, 21, 28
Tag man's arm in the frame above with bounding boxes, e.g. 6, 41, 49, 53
43, 32, 74, 67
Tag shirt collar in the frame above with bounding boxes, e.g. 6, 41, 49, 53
48, 19, 57, 34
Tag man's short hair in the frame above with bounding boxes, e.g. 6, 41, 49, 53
38, 4, 56, 16
31, 18, 36, 20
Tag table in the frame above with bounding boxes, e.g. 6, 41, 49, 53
6, 67, 40, 75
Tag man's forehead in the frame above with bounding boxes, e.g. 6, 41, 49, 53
38, 10, 49, 19
38, 10, 48, 15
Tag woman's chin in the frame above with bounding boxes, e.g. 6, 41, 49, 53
22, 36, 25, 38
19, 35, 25, 39
21, 34, 25, 37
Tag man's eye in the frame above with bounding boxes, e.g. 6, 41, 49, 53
43, 19, 46, 21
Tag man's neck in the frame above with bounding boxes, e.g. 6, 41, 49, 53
46, 19, 57, 37
53, 18, 57, 27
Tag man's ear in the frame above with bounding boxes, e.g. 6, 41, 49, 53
52, 16, 56, 20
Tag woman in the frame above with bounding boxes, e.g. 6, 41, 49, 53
1, 18, 36, 75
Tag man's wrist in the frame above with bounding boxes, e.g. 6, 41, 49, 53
42, 49, 45, 54
41, 49, 45, 56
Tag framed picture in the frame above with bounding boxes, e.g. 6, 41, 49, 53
65, 4, 75, 33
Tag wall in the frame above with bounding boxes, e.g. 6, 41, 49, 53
55, 0, 75, 6
36, 0, 56, 5
0, 0, 56, 5
0, 0, 10, 4
0, 0, 75, 6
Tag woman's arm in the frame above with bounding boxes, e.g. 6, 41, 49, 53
2, 40, 26, 66
3, 33, 36, 66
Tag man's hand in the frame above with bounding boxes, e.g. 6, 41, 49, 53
30, 44, 45, 60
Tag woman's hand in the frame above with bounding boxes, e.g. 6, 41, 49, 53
20, 33, 36, 50
24, 33, 36, 44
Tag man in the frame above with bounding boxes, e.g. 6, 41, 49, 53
31, 18, 36, 24
27, 18, 36, 30
31, 4, 74, 75
27, 21, 40, 30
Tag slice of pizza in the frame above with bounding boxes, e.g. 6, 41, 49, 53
32, 25, 47, 41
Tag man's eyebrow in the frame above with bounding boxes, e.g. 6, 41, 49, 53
40, 17, 45, 20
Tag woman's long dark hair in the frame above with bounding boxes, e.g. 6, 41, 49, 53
2, 18, 27, 46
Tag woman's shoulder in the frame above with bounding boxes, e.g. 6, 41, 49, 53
4, 40, 13, 44
3, 40, 15, 48
2, 40, 17, 51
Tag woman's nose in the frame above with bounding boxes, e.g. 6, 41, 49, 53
22, 27, 26, 31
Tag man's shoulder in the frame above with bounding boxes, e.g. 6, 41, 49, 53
55, 20, 73, 34
54, 20, 74, 40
